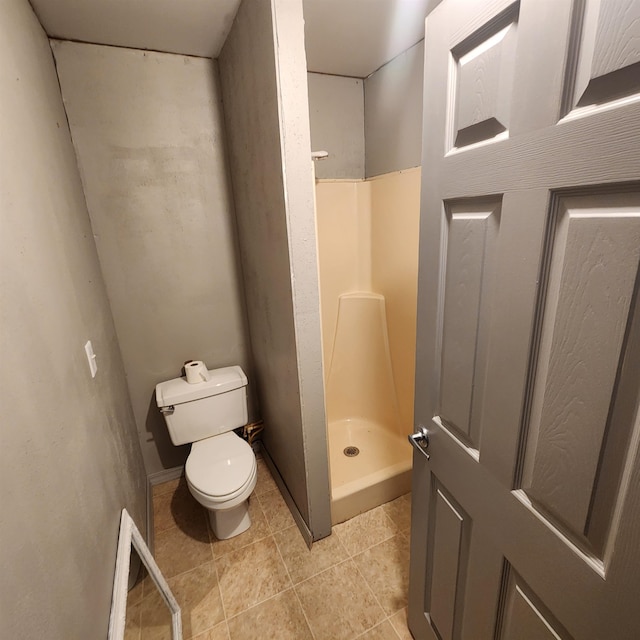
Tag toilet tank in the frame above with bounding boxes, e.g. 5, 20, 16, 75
155, 366, 248, 446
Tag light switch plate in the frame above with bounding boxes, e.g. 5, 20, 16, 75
84, 340, 97, 378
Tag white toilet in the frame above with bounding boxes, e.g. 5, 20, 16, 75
155, 365, 257, 540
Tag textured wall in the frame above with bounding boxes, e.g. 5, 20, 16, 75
52, 42, 254, 475
364, 40, 424, 177
307, 73, 365, 179
219, 0, 330, 538
0, 1, 147, 637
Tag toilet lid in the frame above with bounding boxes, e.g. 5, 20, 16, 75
186, 432, 255, 498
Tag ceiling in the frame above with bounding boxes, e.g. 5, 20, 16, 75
30, 0, 241, 58
303, 0, 433, 77
30, 0, 437, 78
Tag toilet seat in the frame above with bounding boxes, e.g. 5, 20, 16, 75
186, 432, 257, 506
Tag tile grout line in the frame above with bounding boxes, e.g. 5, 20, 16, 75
291, 554, 354, 589
209, 494, 271, 561
272, 532, 317, 640
212, 471, 292, 628
220, 556, 290, 621
213, 496, 272, 625
350, 553, 391, 636
344, 510, 407, 636
353, 617, 403, 640
153, 490, 224, 640
385, 610, 408, 640
333, 506, 400, 557
207, 513, 230, 627
156, 477, 410, 640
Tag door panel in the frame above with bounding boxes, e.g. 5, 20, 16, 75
409, 0, 640, 638
439, 198, 501, 449
521, 193, 640, 547
429, 488, 467, 640
572, 0, 640, 110
499, 570, 568, 640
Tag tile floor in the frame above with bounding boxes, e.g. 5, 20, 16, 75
136, 457, 413, 640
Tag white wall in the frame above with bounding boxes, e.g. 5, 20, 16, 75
0, 1, 147, 636
219, 0, 331, 539
52, 42, 254, 475
307, 72, 365, 179
364, 40, 424, 177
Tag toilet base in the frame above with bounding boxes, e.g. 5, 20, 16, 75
208, 500, 252, 540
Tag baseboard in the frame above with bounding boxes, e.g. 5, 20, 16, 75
260, 447, 314, 549
146, 466, 184, 553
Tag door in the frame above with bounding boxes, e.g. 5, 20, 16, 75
408, 1, 640, 639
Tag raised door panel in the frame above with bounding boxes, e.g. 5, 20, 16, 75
452, 14, 518, 149
520, 192, 640, 554
439, 198, 501, 449
570, 0, 640, 110
500, 569, 568, 640
429, 489, 466, 640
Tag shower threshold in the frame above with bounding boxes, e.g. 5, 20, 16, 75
328, 418, 412, 525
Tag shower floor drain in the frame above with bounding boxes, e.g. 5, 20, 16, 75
343, 446, 360, 457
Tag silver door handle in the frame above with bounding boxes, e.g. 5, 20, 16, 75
408, 425, 430, 461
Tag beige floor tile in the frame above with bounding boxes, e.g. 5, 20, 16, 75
274, 525, 348, 584
254, 458, 278, 496
125, 598, 143, 640
152, 476, 182, 498
153, 479, 206, 535
357, 620, 401, 640
389, 608, 413, 640
128, 564, 146, 606
139, 586, 175, 640
192, 621, 229, 640
295, 560, 386, 640
334, 505, 398, 556
210, 495, 271, 558
382, 494, 412, 536
258, 488, 296, 532
168, 562, 224, 639
354, 535, 410, 616
227, 589, 313, 640
154, 519, 212, 579
216, 536, 292, 617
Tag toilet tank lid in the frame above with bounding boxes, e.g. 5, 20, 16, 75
155, 365, 247, 407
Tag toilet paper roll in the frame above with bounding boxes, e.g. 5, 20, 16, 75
185, 360, 210, 384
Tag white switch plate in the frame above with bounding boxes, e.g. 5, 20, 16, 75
84, 340, 97, 378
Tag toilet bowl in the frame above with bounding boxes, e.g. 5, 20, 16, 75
155, 365, 256, 540
186, 431, 257, 539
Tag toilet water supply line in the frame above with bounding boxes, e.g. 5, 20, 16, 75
243, 420, 264, 445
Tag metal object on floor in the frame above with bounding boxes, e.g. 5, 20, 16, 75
343, 446, 360, 457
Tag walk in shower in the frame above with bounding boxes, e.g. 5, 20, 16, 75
315, 169, 421, 523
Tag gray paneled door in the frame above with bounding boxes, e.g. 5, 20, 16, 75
408, 0, 640, 638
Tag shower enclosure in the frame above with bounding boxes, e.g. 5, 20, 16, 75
315, 169, 421, 523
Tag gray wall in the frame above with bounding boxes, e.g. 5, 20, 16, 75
52, 42, 254, 475
307, 72, 365, 179
364, 40, 424, 177
219, 0, 331, 539
0, 1, 147, 637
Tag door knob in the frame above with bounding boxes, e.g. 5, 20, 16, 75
409, 425, 430, 460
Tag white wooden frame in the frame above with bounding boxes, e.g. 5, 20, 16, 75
108, 509, 182, 639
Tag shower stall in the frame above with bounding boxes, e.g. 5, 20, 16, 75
314, 168, 421, 523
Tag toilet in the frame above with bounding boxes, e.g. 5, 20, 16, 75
155, 365, 257, 540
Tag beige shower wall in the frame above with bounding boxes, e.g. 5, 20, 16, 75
315, 168, 420, 432
0, 0, 146, 636
370, 168, 421, 433
52, 42, 253, 475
